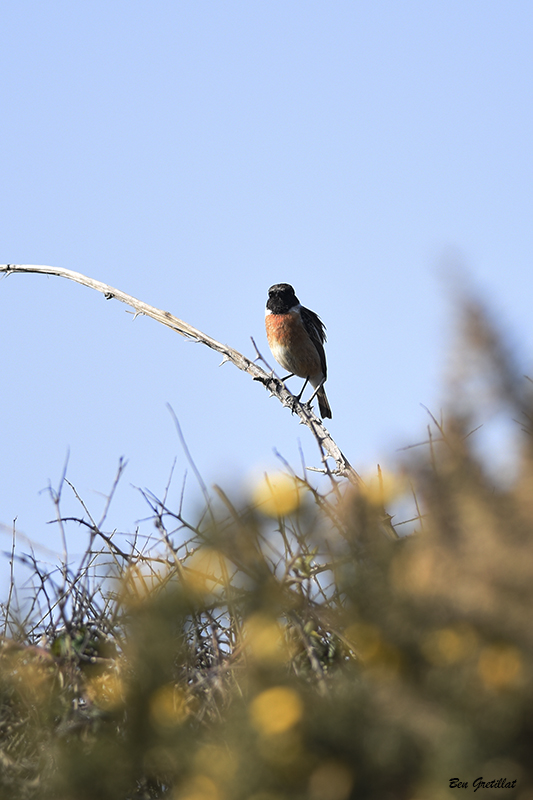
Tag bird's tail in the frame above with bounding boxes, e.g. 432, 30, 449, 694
317, 386, 332, 419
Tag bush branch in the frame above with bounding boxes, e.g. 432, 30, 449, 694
1, 263, 360, 482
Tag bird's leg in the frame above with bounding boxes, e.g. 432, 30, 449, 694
306, 379, 325, 406
295, 377, 309, 401
281, 372, 295, 382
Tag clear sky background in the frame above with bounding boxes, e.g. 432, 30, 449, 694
1, 2, 532, 593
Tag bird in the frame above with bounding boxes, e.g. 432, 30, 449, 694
265, 283, 332, 419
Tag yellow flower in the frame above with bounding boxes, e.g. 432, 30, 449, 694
250, 686, 303, 735
253, 472, 303, 517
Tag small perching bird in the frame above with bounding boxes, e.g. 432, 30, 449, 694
265, 283, 332, 419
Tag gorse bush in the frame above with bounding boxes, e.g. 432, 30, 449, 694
1, 302, 533, 799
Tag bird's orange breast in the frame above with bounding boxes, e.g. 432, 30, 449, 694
265, 311, 322, 379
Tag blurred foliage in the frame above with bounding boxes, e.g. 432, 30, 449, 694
2, 301, 533, 799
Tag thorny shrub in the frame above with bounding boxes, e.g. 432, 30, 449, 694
1, 301, 533, 800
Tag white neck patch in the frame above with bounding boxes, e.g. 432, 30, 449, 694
265, 303, 301, 316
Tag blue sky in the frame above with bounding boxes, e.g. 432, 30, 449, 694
1, 2, 532, 591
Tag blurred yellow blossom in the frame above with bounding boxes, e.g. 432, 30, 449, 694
252, 472, 303, 516
478, 644, 523, 690
150, 683, 190, 729
250, 686, 303, 735
243, 613, 288, 664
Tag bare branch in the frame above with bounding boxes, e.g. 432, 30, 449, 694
1, 263, 359, 481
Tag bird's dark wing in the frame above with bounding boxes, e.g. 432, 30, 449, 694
300, 305, 328, 378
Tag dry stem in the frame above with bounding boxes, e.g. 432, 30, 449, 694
1, 263, 360, 482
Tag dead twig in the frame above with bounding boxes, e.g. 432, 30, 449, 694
1, 263, 361, 482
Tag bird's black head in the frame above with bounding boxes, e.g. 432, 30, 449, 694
266, 283, 300, 314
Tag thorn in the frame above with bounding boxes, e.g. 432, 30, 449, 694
219, 355, 231, 366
